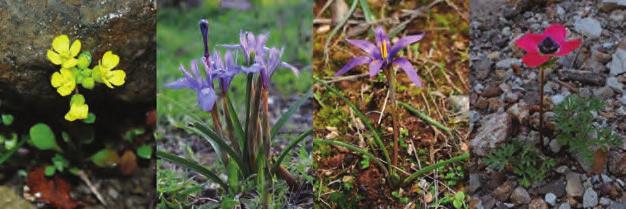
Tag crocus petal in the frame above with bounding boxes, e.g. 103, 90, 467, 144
389, 34, 424, 58
70, 40, 81, 57
515, 33, 545, 53
368, 59, 383, 78
544, 24, 566, 44
521, 52, 550, 68
392, 57, 422, 87
47, 50, 62, 65
346, 39, 378, 57
335, 56, 371, 76
52, 35, 70, 55
555, 39, 582, 57
197, 88, 218, 112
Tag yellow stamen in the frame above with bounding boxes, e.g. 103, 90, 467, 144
381, 40, 388, 59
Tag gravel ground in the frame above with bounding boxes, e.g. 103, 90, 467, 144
469, 0, 625, 208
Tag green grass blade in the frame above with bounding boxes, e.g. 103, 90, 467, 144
398, 101, 451, 133
271, 88, 312, 138
157, 150, 229, 191
0, 138, 26, 165
315, 77, 391, 168
402, 152, 469, 186
187, 120, 248, 175
226, 93, 246, 151
315, 139, 388, 176
359, 0, 375, 23
274, 129, 312, 171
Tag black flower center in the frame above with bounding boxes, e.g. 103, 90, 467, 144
538, 37, 559, 54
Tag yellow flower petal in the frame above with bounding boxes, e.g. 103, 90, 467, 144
107, 70, 126, 87
70, 40, 81, 57
47, 50, 62, 65
62, 58, 78, 68
52, 35, 70, 55
50, 71, 63, 88
102, 51, 119, 69
64, 99, 88, 121
57, 84, 74, 96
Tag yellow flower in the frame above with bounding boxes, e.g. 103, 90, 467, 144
50, 68, 76, 96
65, 94, 89, 121
47, 35, 81, 68
93, 51, 126, 88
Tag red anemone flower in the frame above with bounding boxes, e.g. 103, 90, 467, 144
515, 24, 582, 67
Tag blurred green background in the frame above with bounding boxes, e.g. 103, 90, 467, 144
157, 0, 312, 120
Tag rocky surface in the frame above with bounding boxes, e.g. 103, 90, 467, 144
0, 0, 156, 112
469, 0, 626, 208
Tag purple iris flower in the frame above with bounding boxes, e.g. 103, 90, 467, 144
223, 31, 269, 64
209, 50, 241, 93
166, 60, 218, 112
251, 47, 299, 88
336, 26, 424, 87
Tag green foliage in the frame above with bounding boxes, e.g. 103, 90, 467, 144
452, 192, 468, 209
29, 123, 60, 151
1, 114, 14, 126
156, 167, 202, 209
484, 141, 555, 188
554, 95, 622, 162
90, 148, 119, 168
391, 190, 410, 205
136, 144, 153, 159
442, 165, 465, 187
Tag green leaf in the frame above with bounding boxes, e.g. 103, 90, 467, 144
90, 148, 119, 167
359, 0, 375, 23
136, 144, 152, 159
51, 154, 69, 172
77, 51, 92, 69
29, 123, 60, 151
316, 78, 391, 168
123, 128, 145, 142
314, 139, 388, 176
271, 89, 312, 138
227, 160, 240, 193
83, 113, 96, 124
399, 101, 451, 133
4, 133, 17, 150
274, 129, 312, 171
156, 150, 228, 191
1, 114, 14, 126
0, 137, 26, 166
187, 120, 247, 176
61, 131, 71, 143
44, 165, 56, 176
402, 152, 470, 187
224, 93, 244, 151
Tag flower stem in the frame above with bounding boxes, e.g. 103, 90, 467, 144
384, 66, 400, 170
539, 66, 545, 141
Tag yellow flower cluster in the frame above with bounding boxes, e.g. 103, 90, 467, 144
46, 34, 127, 122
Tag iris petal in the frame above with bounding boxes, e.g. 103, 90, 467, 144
335, 56, 371, 76
389, 34, 424, 58
346, 39, 378, 57
369, 59, 383, 78
393, 58, 422, 87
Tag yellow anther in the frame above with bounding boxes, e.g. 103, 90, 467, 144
381, 40, 388, 59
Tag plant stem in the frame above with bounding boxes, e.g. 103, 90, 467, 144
261, 87, 271, 164
539, 67, 545, 141
384, 66, 400, 171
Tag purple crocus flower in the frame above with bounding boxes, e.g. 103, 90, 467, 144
336, 26, 424, 87
253, 47, 299, 88
166, 60, 218, 112
210, 50, 241, 93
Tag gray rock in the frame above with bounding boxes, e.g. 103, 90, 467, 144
0, 0, 156, 112
495, 58, 520, 70
511, 187, 531, 205
609, 201, 626, 209
474, 56, 493, 80
599, 197, 612, 205
620, 94, 626, 105
566, 172, 584, 197
574, 17, 603, 38
544, 193, 557, 206
607, 77, 624, 93
469, 173, 481, 193
549, 139, 562, 153
551, 94, 566, 105
582, 188, 598, 208
599, 0, 626, 12
528, 198, 548, 209
609, 49, 626, 76
608, 151, 626, 176
558, 203, 571, 209
470, 112, 513, 156
594, 86, 615, 99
